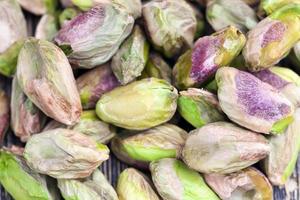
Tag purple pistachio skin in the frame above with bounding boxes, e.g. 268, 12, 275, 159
0, 89, 9, 143
253, 69, 289, 89
76, 64, 120, 109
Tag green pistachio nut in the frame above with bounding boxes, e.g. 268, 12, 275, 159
111, 123, 188, 169
112, 25, 149, 85
55, 4, 134, 68
0, 88, 9, 144
117, 168, 160, 200
182, 122, 270, 174
263, 108, 300, 185
140, 52, 172, 83
35, 14, 59, 41
11, 77, 46, 142
173, 26, 246, 89
243, 3, 300, 71
58, 169, 118, 200
0, 0, 27, 53
206, 0, 258, 32
16, 38, 82, 125
205, 167, 273, 200
24, 128, 109, 179
178, 88, 225, 128
150, 158, 220, 200
0, 150, 54, 200
59, 7, 80, 27
142, 0, 197, 58
96, 78, 178, 130
17, 0, 57, 15
216, 67, 294, 134
259, 0, 300, 15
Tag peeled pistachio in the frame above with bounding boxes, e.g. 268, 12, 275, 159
11, 77, 46, 142
117, 168, 160, 200
142, 0, 197, 58
24, 128, 109, 179
111, 123, 188, 169
263, 108, 300, 186
206, 0, 258, 32
178, 88, 225, 128
76, 63, 120, 109
58, 169, 118, 200
150, 158, 220, 200
173, 26, 246, 89
0, 150, 54, 200
140, 52, 172, 83
259, 0, 300, 15
0, 0, 27, 53
243, 4, 300, 71
205, 167, 273, 200
182, 122, 270, 174
35, 14, 59, 41
17, 0, 57, 15
96, 78, 178, 130
55, 4, 134, 68
59, 7, 80, 27
112, 25, 149, 85
216, 67, 294, 134
253, 66, 300, 107
17, 38, 82, 125
0, 88, 9, 144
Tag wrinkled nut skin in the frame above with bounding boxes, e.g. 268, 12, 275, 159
182, 122, 270, 174
143, 0, 197, 58
11, 77, 46, 142
16, 38, 82, 126
259, 0, 300, 15
178, 88, 225, 128
206, 0, 258, 32
173, 26, 246, 90
35, 14, 59, 41
17, 0, 57, 15
263, 108, 300, 186
55, 4, 134, 68
0, 89, 9, 144
205, 167, 273, 200
24, 128, 109, 179
96, 78, 178, 130
216, 67, 294, 134
111, 123, 188, 169
117, 168, 160, 200
112, 25, 149, 85
59, 8, 80, 27
243, 4, 300, 71
150, 158, 220, 200
76, 63, 120, 109
0, 0, 27, 53
0, 150, 54, 200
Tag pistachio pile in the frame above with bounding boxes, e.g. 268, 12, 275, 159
1, 0, 300, 199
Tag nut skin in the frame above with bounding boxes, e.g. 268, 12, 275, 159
259, 0, 300, 15
35, 14, 59, 41
17, 0, 57, 15
182, 122, 270, 174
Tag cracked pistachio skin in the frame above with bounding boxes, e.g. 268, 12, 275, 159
111, 123, 188, 169
17, 0, 57, 15
16, 38, 82, 126
0, 88, 9, 144
206, 0, 258, 32
216, 67, 295, 134
58, 169, 118, 200
205, 167, 273, 200
96, 78, 178, 130
178, 88, 225, 128
140, 52, 172, 83
150, 158, 220, 200
112, 25, 149, 85
259, 0, 300, 15
59, 8, 80, 27
0, 0, 27, 54
263, 108, 300, 186
35, 14, 59, 41
252, 66, 300, 107
11, 77, 46, 142
24, 128, 109, 179
0, 150, 54, 200
55, 4, 134, 69
76, 63, 120, 109
143, 0, 197, 58
173, 26, 246, 90
182, 122, 270, 174
243, 4, 300, 71
117, 168, 160, 200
